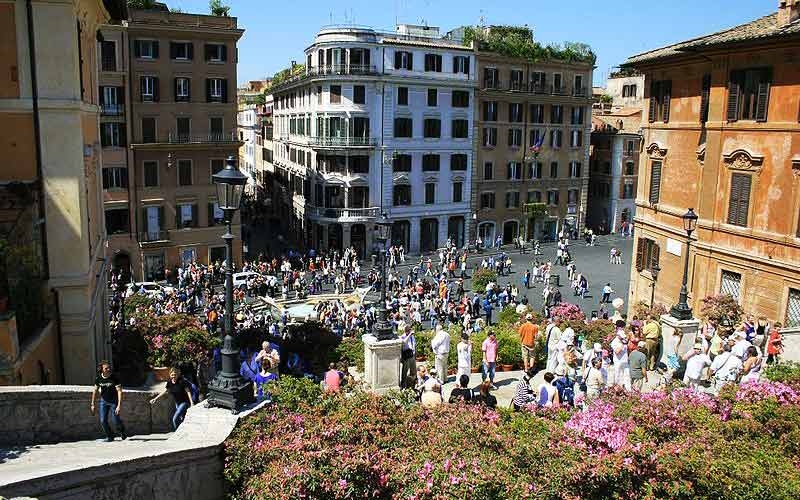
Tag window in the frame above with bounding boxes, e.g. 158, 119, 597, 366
423, 119, 441, 138
102, 167, 128, 189
397, 86, 409, 105
623, 182, 635, 199
700, 74, 711, 123
553, 73, 563, 93
208, 202, 224, 226
140, 76, 159, 102
549, 129, 562, 148
100, 123, 125, 147
393, 185, 411, 205
483, 101, 497, 121
568, 189, 579, 205
452, 90, 469, 107
453, 55, 470, 74
528, 162, 542, 179
648, 80, 672, 123
451, 119, 468, 139
178, 160, 192, 186
626, 140, 637, 155
424, 53, 442, 72
506, 162, 522, 180
425, 183, 436, 204
529, 129, 544, 148
427, 88, 438, 106
509, 103, 523, 122
452, 182, 463, 202
480, 192, 495, 209
141, 117, 156, 143
786, 288, 800, 328
727, 173, 752, 227
571, 106, 585, 125
176, 117, 190, 140
143, 161, 158, 187
720, 270, 742, 302
210, 117, 223, 135
625, 161, 635, 176
635, 238, 660, 273
350, 156, 369, 173
175, 77, 190, 102
574, 75, 584, 95
101, 41, 116, 71
482, 127, 497, 147
177, 203, 197, 229
204, 43, 227, 62
170, 41, 193, 60
531, 71, 546, 91
547, 190, 560, 205
450, 154, 467, 171
550, 105, 563, 124
510, 69, 524, 90
329, 85, 341, 104
550, 162, 559, 178
530, 104, 544, 124
206, 78, 227, 103
353, 85, 365, 104
483, 67, 498, 89
507, 128, 522, 148
134, 39, 158, 59
394, 117, 412, 138
727, 68, 771, 122
394, 51, 413, 70
422, 154, 440, 171
603, 161, 612, 174
649, 160, 662, 204
483, 162, 493, 180
569, 162, 582, 178
505, 191, 520, 208
570, 130, 583, 147
622, 84, 637, 98
105, 208, 129, 235
393, 154, 412, 172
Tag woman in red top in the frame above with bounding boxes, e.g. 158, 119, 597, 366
767, 323, 784, 364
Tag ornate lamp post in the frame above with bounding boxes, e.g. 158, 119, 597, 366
373, 213, 395, 341
650, 263, 661, 310
669, 208, 699, 321
206, 156, 254, 412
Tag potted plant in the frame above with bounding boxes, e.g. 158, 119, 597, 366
414, 329, 432, 362
496, 329, 520, 371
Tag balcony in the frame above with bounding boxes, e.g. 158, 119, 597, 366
479, 81, 581, 96
139, 230, 170, 245
573, 87, 588, 97
101, 104, 124, 116
307, 206, 380, 222
308, 136, 376, 149
167, 131, 239, 145
551, 85, 567, 96
269, 64, 379, 92
567, 205, 577, 215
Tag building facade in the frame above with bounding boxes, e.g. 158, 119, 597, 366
586, 109, 641, 234
473, 45, 593, 244
99, 5, 244, 282
269, 25, 475, 256
604, 72, 645, 110
623, 0, 800, 329
0, 0, 126, 384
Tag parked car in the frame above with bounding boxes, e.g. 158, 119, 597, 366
233, 271, 280, 289
125, 281, 173, 298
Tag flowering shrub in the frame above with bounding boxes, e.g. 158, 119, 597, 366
471, 268, 498, 292
765, 361, 800, 384
224, 378, 800, 499
699, 293, 744, 325
571, 319, 615, 349
632, 300, 668, 319
549, 302, 586, 323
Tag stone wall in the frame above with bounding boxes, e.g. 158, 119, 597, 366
0, 385, 173, 446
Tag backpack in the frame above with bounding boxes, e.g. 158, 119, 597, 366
555, 376, 575, 406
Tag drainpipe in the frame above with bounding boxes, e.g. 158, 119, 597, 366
26, 0, 50, 280
51, 288, 66, 383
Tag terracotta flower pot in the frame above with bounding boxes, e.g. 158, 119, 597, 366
501, 364, 514, 372
471, 367, 480, 373
415, 356, 427, 363
151, 366, 170, 382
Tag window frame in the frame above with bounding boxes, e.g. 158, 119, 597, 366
143, 160, 159, 187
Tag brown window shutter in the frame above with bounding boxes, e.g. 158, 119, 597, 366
651, 243, 660, 270
153, 77, 160, 102
737, 174, 751, 226
662, 80, 671, 123
648, 81, 657, 123
727, 174, 741, 225
700, 74, 711, 123
649, 161, 662, 204
636, 238, 645, 271
755, 79, 770, 122
727, 72, 740, 122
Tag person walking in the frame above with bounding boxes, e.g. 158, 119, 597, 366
601, 283, 614, 304
159, 367, 195, 429
629, 341, 649, 392
643, 316, 661, 370
456, 333, 472, 379
544, 318, 562, 373
399, 326, 417, 389
481, 330, 499, 389
431, 324, 452, 384
518, 313, 539, 372
91, 361, 127, 442
610, 328, 631, 390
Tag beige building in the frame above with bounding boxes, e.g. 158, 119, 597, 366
0, 0, 126, 385
473, 49, 593, 244
99, 4, 244, 281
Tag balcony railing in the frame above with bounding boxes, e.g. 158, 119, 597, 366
308, 136, 376, 148
167, 131, 239, 144
101, 104, 124, 116
139, 230, 170, 243
480, 81, 580, 96
307, 206, 380, 221
551, 85, 567, 95
269, 64, 379, 92
573, 87, 588, 97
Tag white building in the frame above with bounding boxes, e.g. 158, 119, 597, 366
237, 104, 260, 194
270, 25, 475, 256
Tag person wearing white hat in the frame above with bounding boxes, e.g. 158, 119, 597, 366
682, 341, 711, 389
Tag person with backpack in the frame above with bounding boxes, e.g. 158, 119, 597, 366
162, 367, 195, 430
553, 366, 575, 406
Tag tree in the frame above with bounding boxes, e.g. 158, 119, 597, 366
127, 0, 157, 9
209, 0, 230, 16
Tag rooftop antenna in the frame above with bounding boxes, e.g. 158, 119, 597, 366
479, 10, 485, 27
329, 11, 333, 24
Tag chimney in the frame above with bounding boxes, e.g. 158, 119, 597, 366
778, 0, 800, 26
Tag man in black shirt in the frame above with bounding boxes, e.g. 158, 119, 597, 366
91, 361, 127, 442
448, 374, 474, 404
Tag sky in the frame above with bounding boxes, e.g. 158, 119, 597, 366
167, 0, 775, 86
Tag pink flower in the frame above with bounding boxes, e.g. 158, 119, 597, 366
338, 479, 347, 489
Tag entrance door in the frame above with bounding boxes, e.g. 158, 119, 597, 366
144, 253, 165, 281
328, 224, 343, 251
447, 216, 465, 248
543, 220, 557, 241
112, 252, 131, 284
181, 247, 197, 266
350, 224, 366, 258
391, 220, 410, 248
477, 222, 495, 247
503, 221, 519, 244
209, 246, 226, 265
420, 218, 438, 252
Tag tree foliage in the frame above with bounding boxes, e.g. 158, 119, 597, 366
209, 0, 230, 17
463, 25, 596, 64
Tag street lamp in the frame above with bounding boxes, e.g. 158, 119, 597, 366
207, 155, 254, 412
649, 263, 661, 310
669, 208, 699, 321
372, 213, 395, 341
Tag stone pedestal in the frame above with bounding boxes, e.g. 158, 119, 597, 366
659, 314, 701, 362
362, 334, 403, 394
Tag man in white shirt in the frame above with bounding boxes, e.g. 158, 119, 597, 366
431, 325, 451, 384
610, 329, 631, 390
682, 342, 711, 389
709, 343, 743, 393
731, 331, 752, 361
544, 319, 562, 373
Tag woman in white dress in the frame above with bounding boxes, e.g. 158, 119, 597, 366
456, 333, 472, 379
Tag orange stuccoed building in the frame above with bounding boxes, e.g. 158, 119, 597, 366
622, 0, 800, 331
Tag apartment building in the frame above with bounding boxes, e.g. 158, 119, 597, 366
586, 108, 641, 234
604, 71, 645, 110
269, 24, 475, 256
99, 4, 244, 281
0, 0, 126, 384
237, 103, 261, 194
473, 41, 593, 244
623, 0, 800, 327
